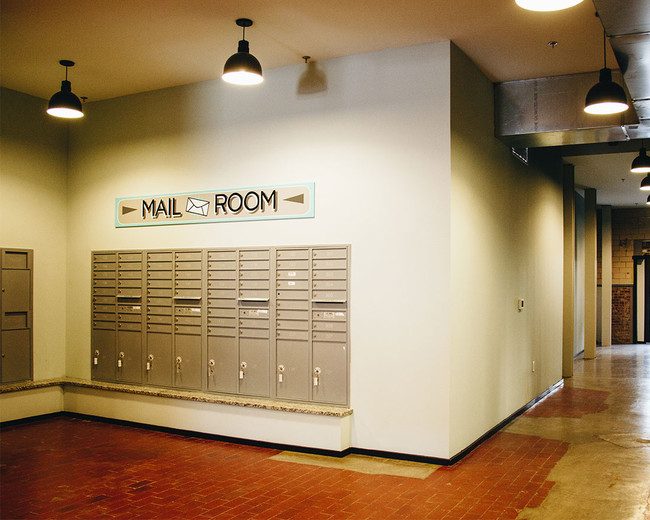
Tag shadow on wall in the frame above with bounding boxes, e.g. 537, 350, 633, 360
297, 61, 328, 96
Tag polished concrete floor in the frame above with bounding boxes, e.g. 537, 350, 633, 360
505, 344, 650, 520
1, 344, 649, 519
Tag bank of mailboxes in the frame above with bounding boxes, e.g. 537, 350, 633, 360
91, 246, 349, 405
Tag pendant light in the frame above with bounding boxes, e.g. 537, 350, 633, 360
222, 18, 263, 86
515, 0, 583, 11
47, 60, 84, 119
646, 194, 650, 205
631, 141, 650, 173
584, 30, 629, 115
640, 174, 650, 191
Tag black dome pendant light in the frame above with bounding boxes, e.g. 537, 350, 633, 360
640, 173, 650, 191
631, 140, 650, 174
47, 60, 84, 119
584, 29, 629, 115
222, 18, 263, 86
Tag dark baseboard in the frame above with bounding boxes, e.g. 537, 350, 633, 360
0, 411, 66, 428
1, 380, 564, 467
448, 378, 564, 464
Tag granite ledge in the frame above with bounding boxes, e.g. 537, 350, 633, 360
0, 378, 353, 418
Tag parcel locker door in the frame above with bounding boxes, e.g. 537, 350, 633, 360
146, 332, 172, 387
276, 340, 309, 401
174, 334, 202, 390
1, 270, 31, 313
239, 338, 269, 397
116, 330, 142, 383
312, 342, 348, 405
1, 329, 32, 382
92, 328, 116, 381
207, 335, 238, 393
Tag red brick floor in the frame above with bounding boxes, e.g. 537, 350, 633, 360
524, 387, 609, 418
1, 413, 569, 520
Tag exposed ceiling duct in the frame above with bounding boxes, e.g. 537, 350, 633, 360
495, 0, 650, 148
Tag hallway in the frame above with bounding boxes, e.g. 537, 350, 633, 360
1, 344, 649, 520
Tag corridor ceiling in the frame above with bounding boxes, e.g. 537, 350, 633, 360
1, 0, 648, 207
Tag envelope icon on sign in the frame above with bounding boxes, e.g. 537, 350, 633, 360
186, 197, 210, 216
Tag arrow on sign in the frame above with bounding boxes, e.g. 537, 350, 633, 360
122, 206, 137, 215
284, 194, 304, 204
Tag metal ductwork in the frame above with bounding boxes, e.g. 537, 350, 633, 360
495, 0, 650, 148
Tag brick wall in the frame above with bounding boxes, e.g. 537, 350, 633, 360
611, 208, 650, 284
612, 285, 633, 344
609, 208, 650, 343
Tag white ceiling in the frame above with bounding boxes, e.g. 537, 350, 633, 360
569, 152, 649, 207
0, 0, 645, 207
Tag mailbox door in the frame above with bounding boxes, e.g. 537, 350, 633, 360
276, 340, 309, 401
312, 341, 348, 405
207, 335, 238, 393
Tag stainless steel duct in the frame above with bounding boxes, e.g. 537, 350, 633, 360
495, 0, 650, 148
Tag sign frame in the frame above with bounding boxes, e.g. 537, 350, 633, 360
115, 182, 315, 228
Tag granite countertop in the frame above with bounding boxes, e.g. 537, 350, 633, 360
0, 378, 353, 417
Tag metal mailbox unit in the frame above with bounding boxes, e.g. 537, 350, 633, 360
1, 249, 34, 383
172, 251, 204, 390
116, 252, 143, 383
91, 245, 350, 406
91, 252, 118, 381
144, 251, 174, 387
310, 248, 349, 405
275, 248, 311, 402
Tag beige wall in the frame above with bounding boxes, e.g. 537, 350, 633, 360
3, 42, 566, 460
449, 45, 564, 456
0, 88, 68, 381
65, 43, 454, 458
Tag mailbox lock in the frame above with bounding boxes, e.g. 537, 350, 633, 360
208, 359, 215, 376
239, 361, 247, 380
93, 350, 100, 366
176, 356, 182, 373
118, 351, 125, 368
278, 364, 285, 383
313, 367, 321, 387
146, 354, 154, 371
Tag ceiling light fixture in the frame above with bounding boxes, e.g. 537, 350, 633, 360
222, 18, 263, 86
47, 60, 84, 119
584, 30, 629, 115
631, 141, 650, 173
515, 0, 583, 11
640, 174, 650, 191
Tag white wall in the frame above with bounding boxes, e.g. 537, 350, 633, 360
66, 43, 453, 457
449, 45, 563, 456
3, 42, 565, 461
0, 88, 68, 381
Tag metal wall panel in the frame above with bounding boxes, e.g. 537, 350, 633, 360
1, 248, 33, 383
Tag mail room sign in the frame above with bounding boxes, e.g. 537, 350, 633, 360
115, 183, 314, 227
